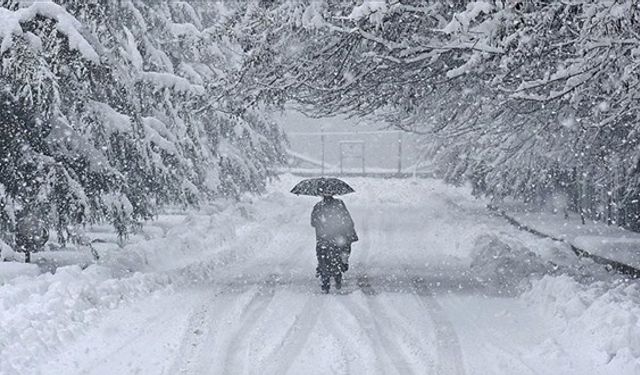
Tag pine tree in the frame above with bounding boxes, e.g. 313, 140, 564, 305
0, 1, 287, 252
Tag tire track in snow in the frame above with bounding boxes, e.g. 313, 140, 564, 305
171, 227, 311, 375
410, 276, 466, 375
319, 308, 357, 375
348, 212, 415, 374
167, 302, 209, 374
369, 201, 466, 375
362, 283, 420, 375
214, 202, 328, 374
262, 295, 325, 374
165, 288, 238, 375
220, 273, 279, 374
168, 274, 278, 375
336, 295, 388, 373
71, 309, 181, 375
339, 284, 414, 375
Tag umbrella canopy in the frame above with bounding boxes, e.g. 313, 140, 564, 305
290, 177, 355, 196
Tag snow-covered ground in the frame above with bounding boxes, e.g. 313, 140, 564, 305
502, 206, 640, 270
1, 176, 639, 375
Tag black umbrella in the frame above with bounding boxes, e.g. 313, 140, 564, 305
291, 177, 355, 196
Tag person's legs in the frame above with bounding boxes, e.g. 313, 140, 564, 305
326, 245, 342, 289
334, 272, 342, 290
317, 241, 331, 292
340, 245, 351, 272
321, 274, 331, 293
315, 247, 322, 278
316, 241, 326, 274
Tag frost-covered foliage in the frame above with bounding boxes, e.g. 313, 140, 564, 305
233, 0, 640, 230
0, 0, 286, 245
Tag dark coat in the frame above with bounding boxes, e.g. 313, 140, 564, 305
311, 197, 358, 246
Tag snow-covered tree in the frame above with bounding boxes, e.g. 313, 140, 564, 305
0, 0, 286, 250
233, 0, 640, 229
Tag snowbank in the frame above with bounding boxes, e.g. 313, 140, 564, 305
500, 203, 640, 269
470, 234, 552, 294
0, 265, 173, 374
524, 275, 640, 375
0, 187, 299, 374
0, 263, 40, 283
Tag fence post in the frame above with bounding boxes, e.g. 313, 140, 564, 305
397, 132, 403, 174
340, 146, 344, 175
321, 127, 325, 176
362, 142, 366, 174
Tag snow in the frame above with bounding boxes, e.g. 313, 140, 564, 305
470, 233, 552, 294
301, 1, 327, 29
102, 192, 133, 217
0, 200, 266, 374
347, 0, 388, 25
0, 8, 21, 54
87, 101, 132, 135
442, 1, 494, 34
0, 2, 100, 62
47, 115, 111, 173
172, 2, 202, 29
286, 149, 338, 170
1, 176, 639, 374
523, 275, 640, 374
23, 31, 42, 51
139, 71, 206, 95
178, 62, 205, 85
0, 263, 40, 282
598, 100, 610, 112
501, 205, 640, 269
122, 0, 147, 31
123, 26, 143, 70
609, 3, 630, 19
142, 116, 180, 156
446, 52, 482, 78
0, 238, 13, 259
170, 22, 201, 38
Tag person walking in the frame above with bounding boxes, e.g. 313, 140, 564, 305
311, 194, 358, 293
291, 177, 357, 293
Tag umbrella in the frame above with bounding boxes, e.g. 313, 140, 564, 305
290, 177, 355, 196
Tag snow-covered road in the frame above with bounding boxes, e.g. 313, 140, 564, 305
4, 177, 638, 375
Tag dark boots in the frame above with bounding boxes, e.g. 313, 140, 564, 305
321, 276, 330, 293
320, 270, 343, 293
334, 273, 342, 290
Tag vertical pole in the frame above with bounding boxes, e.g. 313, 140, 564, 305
321, 128, 325, 176
362, 142, 366, 174
397, 131, 403, 175
619, 161, 626, 227
340, 143, 344, 175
